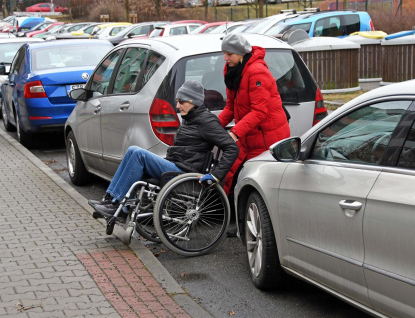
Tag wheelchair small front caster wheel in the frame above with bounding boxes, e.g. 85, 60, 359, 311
106, 223, 114, 235
123, 226, 134, 245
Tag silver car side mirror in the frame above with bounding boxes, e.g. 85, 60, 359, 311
270, 137, 301, 162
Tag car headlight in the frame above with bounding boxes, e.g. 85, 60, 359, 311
17, 32, 24, 37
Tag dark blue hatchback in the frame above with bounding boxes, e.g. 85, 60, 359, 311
1, 39, 113, 147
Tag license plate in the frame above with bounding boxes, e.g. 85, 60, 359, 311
70, 84, 85, 91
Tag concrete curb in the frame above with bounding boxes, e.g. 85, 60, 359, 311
0, 128, 212, 318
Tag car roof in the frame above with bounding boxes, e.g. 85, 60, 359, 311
96, 22, 132, 29
120, 33, 292, 59
282, 10, 365, 25
0, 38, 43, 43
26, 39, 112, 48
157, 23, 200, 28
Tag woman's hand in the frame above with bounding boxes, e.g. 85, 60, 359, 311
229, 131, 238, 142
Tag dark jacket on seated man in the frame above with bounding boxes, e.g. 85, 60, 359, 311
166, 104, 239, 181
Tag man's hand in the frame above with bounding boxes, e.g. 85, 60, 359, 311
199, 174, 219, 186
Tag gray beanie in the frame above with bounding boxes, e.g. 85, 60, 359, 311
221, 33, 252, 56
176, 80, 205, 107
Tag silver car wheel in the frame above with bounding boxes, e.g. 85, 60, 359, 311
16, 115, 21, 141
1, 100, 7, 123
246, 202, 262, 278
67, 138, 76, 178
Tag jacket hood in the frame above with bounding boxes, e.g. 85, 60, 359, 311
244, 46, 266, 69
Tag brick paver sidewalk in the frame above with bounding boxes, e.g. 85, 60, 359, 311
0, 131, 210, 318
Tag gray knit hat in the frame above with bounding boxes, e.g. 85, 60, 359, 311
176, 80, 205, 107
221, 33, 252, 56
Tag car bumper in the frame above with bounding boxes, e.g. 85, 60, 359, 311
19, 98, 76, 133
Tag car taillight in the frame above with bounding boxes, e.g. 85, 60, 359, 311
313, 87, 327, 126
149, 98, 180, 146
370, 20, 375, 31
24, 81, 47, 98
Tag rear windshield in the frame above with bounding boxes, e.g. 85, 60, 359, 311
32, 45, 110, 70
157, 49, 317, 113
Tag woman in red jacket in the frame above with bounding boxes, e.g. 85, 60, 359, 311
219, 34, 290, 236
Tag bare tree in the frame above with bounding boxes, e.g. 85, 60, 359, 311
152, 0, 162, 20
125, 0, 130, 21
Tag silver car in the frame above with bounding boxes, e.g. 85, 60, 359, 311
234, 79, 415, 317
65, 33, 325, 185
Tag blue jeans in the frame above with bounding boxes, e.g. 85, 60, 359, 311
107, 146, 183, 201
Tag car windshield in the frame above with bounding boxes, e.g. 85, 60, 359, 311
149, 28, 163, 37
32, 45, 110, 70
0, 42, 28, 63
47, 25, 63, 33
265, 23, 290, 36
209, 23, 234, 34
244, 19, 279, 34
190, 24, 206, 34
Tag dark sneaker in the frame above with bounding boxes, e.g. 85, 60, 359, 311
226, 227, 238, 237
94, 203, 127, 222
88, 193, 113, 207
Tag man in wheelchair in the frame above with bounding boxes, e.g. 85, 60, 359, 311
89, 80, 239, 222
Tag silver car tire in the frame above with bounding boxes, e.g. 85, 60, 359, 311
245, 191, 286, 290
66, 131, 90, 185
1, 100, 15, 132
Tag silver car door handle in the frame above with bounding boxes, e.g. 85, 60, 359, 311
94, 106, 101, 114
339, 200, 362, 211
119, 102, 130, 111
339, 200, 362, 217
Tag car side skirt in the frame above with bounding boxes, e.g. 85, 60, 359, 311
282, 266, 388, 318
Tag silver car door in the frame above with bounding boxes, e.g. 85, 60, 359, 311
100, 46, 149, 176
278, 100, 412, 306
76, 48, 123, 175
363, 105, 415, 317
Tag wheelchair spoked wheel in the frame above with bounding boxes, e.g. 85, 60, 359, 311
133, 191, 161, 243
154, 173, 230, 257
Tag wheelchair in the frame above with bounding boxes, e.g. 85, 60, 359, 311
98, 150, 231, 257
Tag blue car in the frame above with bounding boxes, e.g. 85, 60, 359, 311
0, 39, 113, 148
265, 10, 374, 38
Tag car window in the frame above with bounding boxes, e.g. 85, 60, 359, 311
32, 44, 110, 70
170, 26, 187, 35
90, 49, 123, 96
311, 101, 412, 165
287, 23, 312, 34
343, 14, 360, 35
149, 28, 163, 37
110, 26, 125, 36
314, 16, 342, 37
112, 47, 148, 94
131, 25, 151, 36
397, 118, 415, 169
83, 25, 96, 34
189, 25, 199, 32
265, 49, 316, 104
142, 50, 165, 87
10, 47, 25, 75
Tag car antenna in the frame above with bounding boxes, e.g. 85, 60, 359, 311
225, 17, 228, 34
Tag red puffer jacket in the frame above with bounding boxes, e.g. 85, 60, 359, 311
218, 46, 290, 194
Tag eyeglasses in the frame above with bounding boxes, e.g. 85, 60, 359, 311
176, 99, 187, 105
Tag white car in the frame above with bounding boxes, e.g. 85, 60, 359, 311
149, 23, 201, 37
94, 24, 130, 39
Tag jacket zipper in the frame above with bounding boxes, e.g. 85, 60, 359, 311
258, 126, 267, 150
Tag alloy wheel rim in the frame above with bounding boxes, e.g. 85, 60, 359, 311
1, 101, 7, 124
16, 115, 21, 141
246, 202, 262, 278
67, 139, 75, 177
